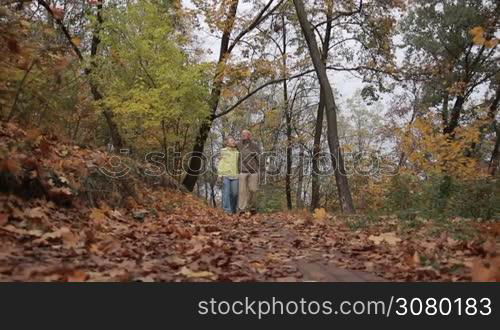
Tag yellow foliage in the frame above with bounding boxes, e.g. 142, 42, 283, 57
469, 26, 498, 48
313, 208, 327, 221
398, 117, 482, 179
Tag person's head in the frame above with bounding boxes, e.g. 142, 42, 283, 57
226, 136, 236, 148
241, 130, 252, 141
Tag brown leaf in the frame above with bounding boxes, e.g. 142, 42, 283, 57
3, 224, 43, 237
67, 270, 88, 282
165, 256, 186, 267
39, 138, 52, 157
7, 38, 20, 53
412, 251, 421, 267
368, 232, 401, 246
0, 158, 22, 175
26, 128, 42, 142
51, 7, 65, 20
89, 208, 108, 223
0, 213, 8, 226
25, 207, 46, 220
177, 266, 217, 280
471, 257, 500, 282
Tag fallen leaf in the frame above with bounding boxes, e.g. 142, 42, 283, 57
177, 266, 216, 280
89, 208, 108, 223
313, 208, 327, 221
0, 213, 8, 226
368, 232, 401, 246
25, 207, 46, 220
0, 158, 22, 175
471, 257, 500, 282
67, 270, 88, 282
412, 251, 421, 267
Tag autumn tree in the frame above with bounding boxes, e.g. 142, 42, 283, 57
400, 0, 499, 136
95, 1, 210, 163
293, 0, 357, 212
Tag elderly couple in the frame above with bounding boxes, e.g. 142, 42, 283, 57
217, 130, 263, 215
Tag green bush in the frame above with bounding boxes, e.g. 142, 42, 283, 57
384, 174, 499, 220
256, 183, 286, 213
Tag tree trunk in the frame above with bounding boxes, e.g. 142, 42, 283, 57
89, 2, 124, 149
442, 91, 449, 128
296, 143, 304, 208
182, 0, 239, 191
311, 95, 325, 210
204, 180, 209, 201
489, 124, 500, 176
282, 13, 292, 210
443, 95, 465, 135
488, 87, 500, 175
293, 0, 355, 213
210, 182, 217, 207
310, 3, 332, 211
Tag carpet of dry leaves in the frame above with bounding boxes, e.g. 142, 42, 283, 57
0, 122, 498, 282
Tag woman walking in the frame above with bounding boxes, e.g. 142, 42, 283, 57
217, 137, 240, 214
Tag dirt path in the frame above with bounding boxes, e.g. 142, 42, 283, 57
225, 215, 384, 282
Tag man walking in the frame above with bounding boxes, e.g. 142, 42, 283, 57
238, 130, 263, 215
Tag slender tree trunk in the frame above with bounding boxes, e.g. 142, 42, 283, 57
311, 95, 325, 210
488, 87, 500, 175
89, 2, 124, 149
282, 13, 292, 210
443, 95, 465, 135
442, 91, 449, 128
161, 120, 169, 172
296, 143, 304, 208
398, 84, 421, 168
182, 0, 239, 191
467, 86, 500, 157
211, 183, 217, 207
205, 181, 209, 200
489, 124, 500, 176
310, 1, 332, 211
294, 0, 355, 213
72, 114, 81, 140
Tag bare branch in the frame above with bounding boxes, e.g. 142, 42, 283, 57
37, 0, 84, 61
214, 69, 317, 118
227, 0, 285, 53
313, 0, 363, 29
213, 62, 401, 119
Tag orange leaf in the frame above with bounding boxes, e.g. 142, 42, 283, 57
0, 158, 22, 175
51, 7, 65, 20
67, 270, 88, 282
471, 257, 500, 282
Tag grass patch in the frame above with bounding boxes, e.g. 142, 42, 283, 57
425, 218, 480, 241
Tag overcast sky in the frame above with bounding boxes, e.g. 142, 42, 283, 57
182, 0, 378, 111
182, 0, 496, 123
